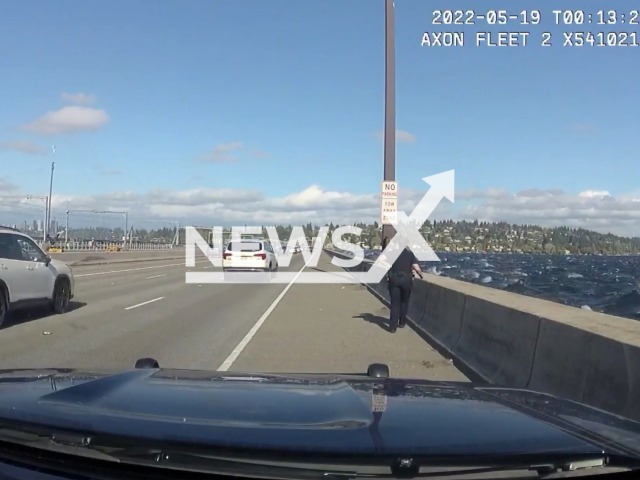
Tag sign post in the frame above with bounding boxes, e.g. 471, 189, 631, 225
381, 180, 398, 225
381, 0, 396, 244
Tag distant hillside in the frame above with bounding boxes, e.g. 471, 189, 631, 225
329, 220, 640, 255
420, 220, 640, 255
60, 221, 640, 255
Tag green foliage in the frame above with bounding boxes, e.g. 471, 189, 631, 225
410, 220, 640, 255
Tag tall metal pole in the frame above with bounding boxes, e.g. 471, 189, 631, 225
47, 163, 54, 242
65, 210, 69, 244
382, 0, 396, 245
43, 196, 48, 244
47, 146, 56, 240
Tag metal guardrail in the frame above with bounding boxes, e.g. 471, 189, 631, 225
43, 242, 179, 252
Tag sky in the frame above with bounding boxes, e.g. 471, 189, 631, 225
0, 0, 639, 235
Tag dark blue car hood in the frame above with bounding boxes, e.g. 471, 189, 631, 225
0, 368, 640, 458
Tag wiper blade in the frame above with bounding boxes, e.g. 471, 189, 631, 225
0, 443, 634, 480
116, 451, 636, 479
1, 422, 639, 479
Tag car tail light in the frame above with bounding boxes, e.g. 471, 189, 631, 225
223, 252, 231, 259
254, 253, 266, 260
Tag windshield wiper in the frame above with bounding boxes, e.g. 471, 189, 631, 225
2, 444, 638, 480
117, 451, 638, 479
32, 443, 632, 480
1, 424, 639, 480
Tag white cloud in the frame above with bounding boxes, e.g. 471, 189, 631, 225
579, 190, 610, 198
0, 140, 47, 155
40, 185, 453, 228
373, 129, 416, 143
515, 188, 564, 198
461, 188, 640, 236
21, 106, 109, 135
457, 188, 509, 200
201, 142, 243, 162
40, 185, 374, 227
2, 176, 639, 236
263, 186, 375, 212
60, 93, 96, 105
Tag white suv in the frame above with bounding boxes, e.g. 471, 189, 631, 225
0, 228, 75, 327
222, 240, 278, 274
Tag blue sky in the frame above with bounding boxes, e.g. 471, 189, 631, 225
0, 0, 639, 232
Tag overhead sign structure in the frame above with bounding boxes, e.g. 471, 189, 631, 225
381, 181, 398, 225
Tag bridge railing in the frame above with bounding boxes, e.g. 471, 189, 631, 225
45, 242, 178, 252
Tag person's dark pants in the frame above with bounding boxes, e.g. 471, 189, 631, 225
388, 273, 412, 331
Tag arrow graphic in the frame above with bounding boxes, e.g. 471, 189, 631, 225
363, 170, 455, 284
409, 170, 455, 224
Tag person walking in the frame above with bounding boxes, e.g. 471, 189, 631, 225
378, 237, 423, 333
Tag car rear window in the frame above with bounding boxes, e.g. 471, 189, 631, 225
227, 241, 262, 252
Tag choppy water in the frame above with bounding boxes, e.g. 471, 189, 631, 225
364, 251, 640, 321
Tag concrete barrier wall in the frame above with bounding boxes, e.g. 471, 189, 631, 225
419, 279, 465, 351
323, 248, 640, 422
528, 312, 640, 421
452, 295, 540, 388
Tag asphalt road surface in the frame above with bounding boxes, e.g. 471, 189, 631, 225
0, 252, 467, 381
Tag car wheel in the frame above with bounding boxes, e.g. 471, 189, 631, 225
51, 279, 70, 314
0, 289, 7, 328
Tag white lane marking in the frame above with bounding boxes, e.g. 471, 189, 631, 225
217, 260, 308, 372
146, 274, 166, 279
125, 297, 164, 310
74, 260, 210, 278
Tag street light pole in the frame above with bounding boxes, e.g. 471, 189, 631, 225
382, 0, 396, 245
47, 146, 56, 239
65, 209, 69, 244
44, 196, 48, 242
